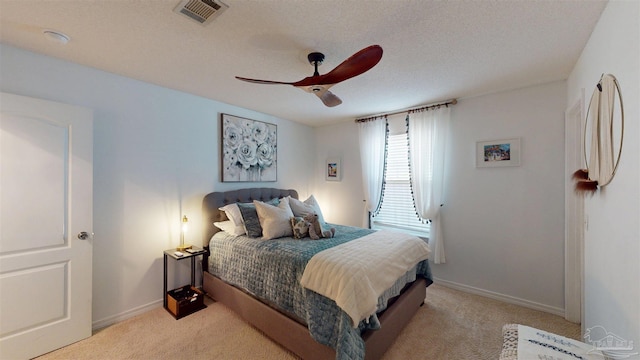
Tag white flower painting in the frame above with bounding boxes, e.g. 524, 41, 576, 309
221, 114, 277, 182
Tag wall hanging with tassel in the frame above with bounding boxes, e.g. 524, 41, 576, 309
574, 73, 624, 193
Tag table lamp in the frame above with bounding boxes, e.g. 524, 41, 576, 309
177, 215, 192, 251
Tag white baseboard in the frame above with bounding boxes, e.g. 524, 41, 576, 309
92, 299, 163, 331
432, 277, 566, 317
92, 279, 566, 331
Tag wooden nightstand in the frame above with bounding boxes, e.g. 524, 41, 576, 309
163, 246, 207, 319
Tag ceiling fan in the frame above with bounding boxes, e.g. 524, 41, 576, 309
235, 45, 383, 107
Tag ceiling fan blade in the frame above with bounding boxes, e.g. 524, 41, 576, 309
293, 45, 383, 87
236, 46, 381, 106
324, 45, 383, 83
235, 76, 294, 85
313, 89, 342, 107
317, 90, 342, 107
295, 84, 341, 107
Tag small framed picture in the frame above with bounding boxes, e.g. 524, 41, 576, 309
476, 138, 521, 167
326, 158, 341, 181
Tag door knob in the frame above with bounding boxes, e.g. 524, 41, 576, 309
77, 231, 93, 240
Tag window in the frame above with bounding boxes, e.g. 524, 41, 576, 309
371, 132, 430, 238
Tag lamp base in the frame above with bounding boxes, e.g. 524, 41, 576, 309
176, 244, 192, 251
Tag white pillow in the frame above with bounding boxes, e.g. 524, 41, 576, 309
219, 203, 243, 226
288, 195, 326, 224
213, 220, 246, 236
254, 197, 294, 240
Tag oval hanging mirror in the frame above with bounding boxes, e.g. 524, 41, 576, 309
575, 73, 624, 192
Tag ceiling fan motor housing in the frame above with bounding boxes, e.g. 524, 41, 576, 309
307, 52, 325, 65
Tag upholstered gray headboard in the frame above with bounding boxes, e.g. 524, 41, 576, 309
201, 188, 299, 246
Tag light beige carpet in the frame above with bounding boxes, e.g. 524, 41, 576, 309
37, 284, 580, 360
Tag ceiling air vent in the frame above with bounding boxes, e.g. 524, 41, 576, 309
174, 0, 229, 25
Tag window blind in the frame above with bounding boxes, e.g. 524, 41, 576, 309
371, 133, 430, 238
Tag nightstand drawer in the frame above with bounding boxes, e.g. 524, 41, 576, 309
166, 285, 205, 319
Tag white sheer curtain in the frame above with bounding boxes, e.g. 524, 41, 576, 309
357, 116, 387, 228
408, 106, 450, 264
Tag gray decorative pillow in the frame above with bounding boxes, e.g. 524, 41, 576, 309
255, 197, 294, 240
288, 195, 326, 225
237, 198, 279, 238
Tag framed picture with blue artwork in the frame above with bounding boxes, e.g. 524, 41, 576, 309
476, 138, 521, 168
326, 158, 341, 181
221, 114, 277, 182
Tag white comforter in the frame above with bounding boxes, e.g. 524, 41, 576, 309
300, 230, 431, 327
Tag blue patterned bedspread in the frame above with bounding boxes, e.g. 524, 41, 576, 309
208, 224, 433, 360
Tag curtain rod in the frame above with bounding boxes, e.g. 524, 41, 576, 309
355, 99, 457, 123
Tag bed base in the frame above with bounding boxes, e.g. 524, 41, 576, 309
203, 271, 428, 360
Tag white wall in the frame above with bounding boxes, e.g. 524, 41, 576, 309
0, 44, 317, 327
315, 80, 568, 313
438, 82, 567, 312
567, 0, 640, 354
312, 120, 367, 227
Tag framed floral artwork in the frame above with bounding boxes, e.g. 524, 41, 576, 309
221, 114, 277, 182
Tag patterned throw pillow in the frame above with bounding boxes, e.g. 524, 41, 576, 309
237, 198, 279, 238
499, 324, 518, 360
290, 216, 310, 239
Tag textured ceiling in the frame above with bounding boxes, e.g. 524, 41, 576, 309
0, 0, 607, 126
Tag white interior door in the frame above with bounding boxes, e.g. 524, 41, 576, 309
0, 92, 93, 359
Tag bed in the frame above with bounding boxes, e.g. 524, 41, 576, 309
201, 188, 433, 360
